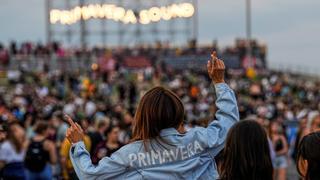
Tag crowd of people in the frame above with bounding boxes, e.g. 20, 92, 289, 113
0, 42, 319, 179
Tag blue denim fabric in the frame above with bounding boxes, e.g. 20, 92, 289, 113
70, 83, 239, 180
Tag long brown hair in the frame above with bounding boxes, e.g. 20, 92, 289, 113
296, 131, 320, 180
132, 86, 184, 148
7, 122, 25, 153
220, 120, 273, 180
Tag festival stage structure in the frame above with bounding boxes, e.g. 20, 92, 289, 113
46, 0, 198, 48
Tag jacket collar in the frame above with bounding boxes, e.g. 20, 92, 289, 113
160, 127, 181, 137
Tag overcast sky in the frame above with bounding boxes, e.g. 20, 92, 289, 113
0, 0, 319, 74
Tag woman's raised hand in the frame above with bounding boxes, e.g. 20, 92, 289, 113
65, 114, 84, 144
207, 51, 225, 84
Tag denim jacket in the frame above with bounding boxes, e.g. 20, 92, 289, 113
70, 83, 239, 179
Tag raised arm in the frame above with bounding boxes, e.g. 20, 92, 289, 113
206, 52, 239, 152
205, 82, 239, 152
192, 52, 239, 155
69, 141, 127, 179
64, 115, 127, 179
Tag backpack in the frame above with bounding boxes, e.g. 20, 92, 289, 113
24, 139, 48, 172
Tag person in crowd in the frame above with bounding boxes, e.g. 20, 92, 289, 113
0, 122, 27, 179
269, 121, 289, 180
0, 44, 10, 67
293, 112, 320, 165
88, 119, 109, 156
250, 116, 276, 165
118, 112, 133, 144
296, 131, 320, 180
65, 51, 239, 179
92, 125, 124, 164
25, 121, 57, 180
51, 111, 69, 146
0, 124, 6, 143
307, 112, 320, 134
219, 120, 273, 180
60, 119, 91, 180
292, 116, 308, 163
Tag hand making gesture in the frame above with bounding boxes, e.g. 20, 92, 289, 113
65, 114, 84, 144
207, 51, 225, 84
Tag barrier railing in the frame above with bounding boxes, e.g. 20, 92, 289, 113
2, 56, 98, 72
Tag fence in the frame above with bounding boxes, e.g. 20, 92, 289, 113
2, 56, 98, 72
2, 54, 243, 72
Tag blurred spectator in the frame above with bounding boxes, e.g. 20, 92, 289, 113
91, 125, 123, 164
307, 112, 320, 133
88, 118, 110, 156
51, 111, 68, 146
0, 122, 27, 179
269, 121, 289, 180
292, 116, 308, 163
118, 112, 133, 144
0, 44, 9, 67
296, 131, 320, 180
25, 121, 57, 179
0, 124, 6, 142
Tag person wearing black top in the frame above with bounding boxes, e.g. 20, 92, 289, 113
25, 121, 57, 180
88, 119, 109, 156
91, 125, 123, 164
297, 131, 320, 180
269, 121, 289, 180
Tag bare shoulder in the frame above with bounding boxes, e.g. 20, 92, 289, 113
43, 139, 55, 150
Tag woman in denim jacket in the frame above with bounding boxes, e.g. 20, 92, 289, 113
65, 52, 239, 180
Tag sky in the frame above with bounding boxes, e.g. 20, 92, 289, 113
0, 0, 320, 74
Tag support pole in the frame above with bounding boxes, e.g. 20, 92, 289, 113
246, 0, 252, 67
45, 0, 52, 44
192, 0, 198, 41
80, 0, 86, 49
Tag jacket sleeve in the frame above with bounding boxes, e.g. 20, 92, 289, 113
70, 141, 127, 180
193, 83, 239, 156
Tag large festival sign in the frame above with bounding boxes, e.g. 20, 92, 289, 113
47, 1, 197, 46
50, 3, 195, 25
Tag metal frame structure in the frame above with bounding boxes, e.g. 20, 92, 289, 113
46, 0, 198, 48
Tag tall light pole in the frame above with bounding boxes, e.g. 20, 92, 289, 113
246, 0, 252, 67
45, 0, 52, 44
80, 0, 87, 49
193, 0, 198, 41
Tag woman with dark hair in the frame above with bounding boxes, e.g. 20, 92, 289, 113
118, 112, 133, 144
269, 121, 289, 180
296, 131, 320, 180
24, 121, 57, 180
92, 125, 123, 164
65, 52, 239, 179
219, 120, 273, 180
0, 122, 27, 179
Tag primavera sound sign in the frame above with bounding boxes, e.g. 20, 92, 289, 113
50, 3, 194, 25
